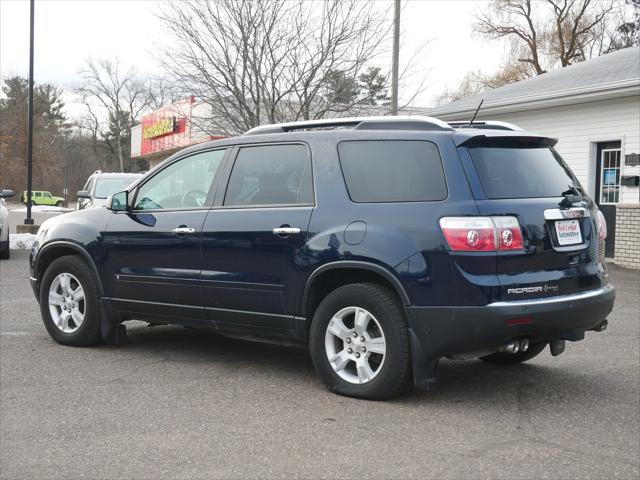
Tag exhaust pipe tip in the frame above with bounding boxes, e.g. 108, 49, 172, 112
499, 341, 520, 354
594, 320, 608, 332
520, 338, 530, 352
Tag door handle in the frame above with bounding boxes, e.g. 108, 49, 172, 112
172, 227, 196, 235
272, 226, 301, 235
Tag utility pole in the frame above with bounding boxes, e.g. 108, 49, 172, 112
64, 131, 68, 198
24, 0, 35, 225
391, 0, 400, 116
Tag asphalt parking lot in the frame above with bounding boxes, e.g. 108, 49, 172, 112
1, 250, 638, 480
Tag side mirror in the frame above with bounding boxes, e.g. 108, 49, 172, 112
0, 189, 14, 199
77, 190, 91, 199
107, 191, 129, 212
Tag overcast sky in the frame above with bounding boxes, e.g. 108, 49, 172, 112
0, 0, 506, 115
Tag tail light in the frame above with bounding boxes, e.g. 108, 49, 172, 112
439, 216, 524, 252
493, 216, 524, 250
596, 210, 607, 241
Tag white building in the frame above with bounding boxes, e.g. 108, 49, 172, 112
431, 47, 640, 268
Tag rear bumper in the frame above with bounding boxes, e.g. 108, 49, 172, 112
406, 284, 615, 358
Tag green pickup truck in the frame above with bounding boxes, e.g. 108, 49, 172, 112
20, 191, 65, 207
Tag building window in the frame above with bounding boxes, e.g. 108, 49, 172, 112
600, 149, 621, 204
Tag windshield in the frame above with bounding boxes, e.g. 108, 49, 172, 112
94, 177, 139, 199
468, 143, 582, 199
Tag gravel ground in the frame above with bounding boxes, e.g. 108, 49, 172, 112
1, 250, 638, 480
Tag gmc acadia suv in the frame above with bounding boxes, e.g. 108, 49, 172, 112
29, 116, 615, 399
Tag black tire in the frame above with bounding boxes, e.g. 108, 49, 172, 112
309, 283, 411, 400
55, 201, 63, 207
0, 242, 9, 260
39, 255, 102, 347
479, 342, 547, 365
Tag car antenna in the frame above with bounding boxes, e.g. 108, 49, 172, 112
467, 99, 484, 127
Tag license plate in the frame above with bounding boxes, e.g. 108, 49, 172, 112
555, 219, 582, 245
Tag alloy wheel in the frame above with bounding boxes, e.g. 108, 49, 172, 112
324, 306, 387, 384
48, 272, 86, 334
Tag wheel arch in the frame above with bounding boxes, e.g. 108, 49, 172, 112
302, 261, 410, 323
35, 241, 104, 297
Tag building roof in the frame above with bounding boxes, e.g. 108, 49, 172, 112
431, 47, 640, 117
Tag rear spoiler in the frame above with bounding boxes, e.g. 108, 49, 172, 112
454, 130, 558, 147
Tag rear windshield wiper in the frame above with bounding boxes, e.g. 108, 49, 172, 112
560, 186, 583, 206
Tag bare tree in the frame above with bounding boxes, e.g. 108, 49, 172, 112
77, 59, 152, 172
156, 0, 391, 136
437, 0, 636, 105
474, 0, 631, 76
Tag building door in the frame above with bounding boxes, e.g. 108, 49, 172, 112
595, 141, 621, 258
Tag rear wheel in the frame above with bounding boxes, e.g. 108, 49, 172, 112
309, 283, 411, 400
0, 242, 9, 260
39, 255, 102, 346
479, 342, 547, 365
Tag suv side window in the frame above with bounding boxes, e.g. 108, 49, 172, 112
34, 192, 41, 197
224, 144, 313, 207
83, 177, 95, 194
338, 140, 447, 202
134, 149, 226, 210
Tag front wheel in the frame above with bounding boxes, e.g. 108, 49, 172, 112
309, 283, 411, 400
55, 201, 63, 207
479, 342, 547, 365
39, 255, 102, 346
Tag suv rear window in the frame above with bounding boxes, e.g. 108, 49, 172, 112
468, 142, 581, 199
338, 140, 447, 202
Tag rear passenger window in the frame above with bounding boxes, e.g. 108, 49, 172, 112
338, 141, 447, 202
224, 144, 313, 206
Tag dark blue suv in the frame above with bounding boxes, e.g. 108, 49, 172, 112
30, 116, 615, 399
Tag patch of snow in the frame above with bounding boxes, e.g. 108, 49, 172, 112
10, 233, 37, 250
11, 205, 73, 213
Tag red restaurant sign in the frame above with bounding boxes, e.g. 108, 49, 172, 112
140, 97, 195, 156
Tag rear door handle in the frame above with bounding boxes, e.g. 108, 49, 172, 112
272, 226, 301, 235
172, 227, 196, 235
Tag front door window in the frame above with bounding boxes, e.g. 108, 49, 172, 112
134, 149, 226, 210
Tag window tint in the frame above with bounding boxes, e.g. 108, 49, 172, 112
134, 149, 225, 210
468, 144, 581, 199
224, 144, 312, 206
338, 141, 447, 202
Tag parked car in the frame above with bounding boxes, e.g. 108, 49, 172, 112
0, 189, 14, 259
20, 190, 65, 207
77, 171, 143, 210
28, 116, 615, 400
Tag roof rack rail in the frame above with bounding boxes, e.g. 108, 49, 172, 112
93, 169, 102, 175
447, 121, 523, 131
244, 116, 454, 135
